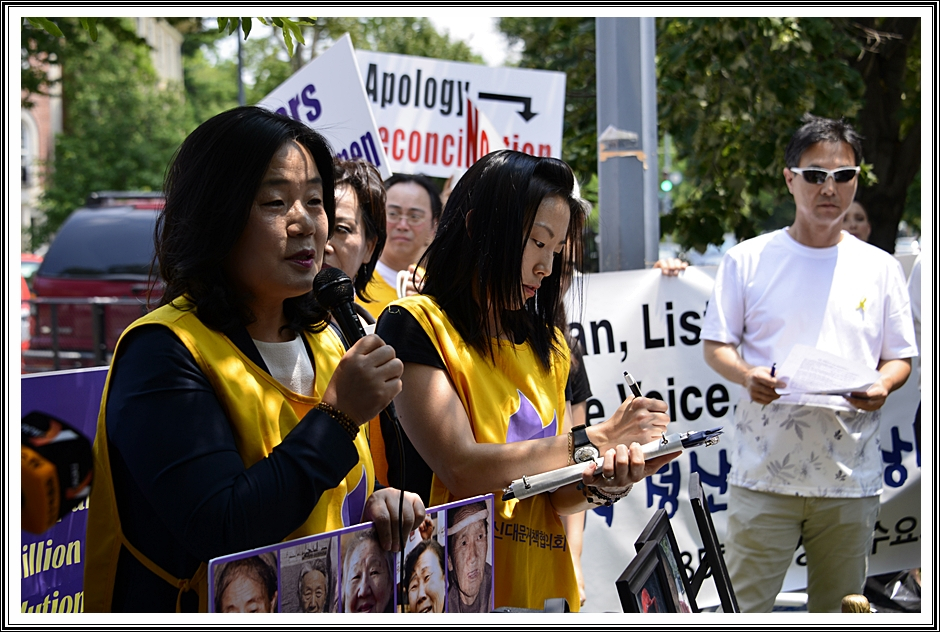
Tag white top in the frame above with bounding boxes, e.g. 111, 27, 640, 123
253, 335, 315, 396
702, 229, 918, 497
374, 259, 399, 290
907, 253, 921, 354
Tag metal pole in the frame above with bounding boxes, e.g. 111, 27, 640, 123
596, 17, 660, 271
50, 303, 60, 371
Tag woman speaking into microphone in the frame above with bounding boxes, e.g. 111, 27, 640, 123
376, 150, 676, 611
83, 106, 423, 613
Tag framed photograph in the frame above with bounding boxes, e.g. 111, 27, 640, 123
206, 493, 496, 614
339, 526, 397, 613
616, 540, 676, 613
398, 509, 446, 613
211, 551, 279, 613
635, 508, 697, 612
688, 472, 740, 613
279, 537, 340, 613
444, 497, 494, 613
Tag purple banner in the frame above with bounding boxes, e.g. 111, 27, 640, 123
21, 367, 108, 613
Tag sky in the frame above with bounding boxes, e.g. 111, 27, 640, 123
427, 15, 521, 67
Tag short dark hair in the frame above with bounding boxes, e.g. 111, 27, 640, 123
156, 106, 336, 335
384, 173, 443, 222
784, 114, 863, 167
418, 150, 585, 369
214, 554, 277, 612
403, 538, 445, 605
333, 159, 387, 301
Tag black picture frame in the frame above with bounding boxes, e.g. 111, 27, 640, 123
616, 540, 677, 613
635, 508, 698, 613
688, 472, 740, 613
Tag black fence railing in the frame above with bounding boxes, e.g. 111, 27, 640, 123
23, 297, 153, 373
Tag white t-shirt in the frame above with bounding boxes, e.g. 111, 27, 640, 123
253, 335, 315, 396
702, 229, 917, 497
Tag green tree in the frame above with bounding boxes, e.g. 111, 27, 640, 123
499, 17, 921, 255
499, 18, 597, 184
847, 17, 920, 252
657, 17, 867, 252
242, 17, 483, 103
34, 20, 189, 245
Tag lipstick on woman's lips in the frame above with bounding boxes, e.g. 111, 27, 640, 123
289, 250, 315, 268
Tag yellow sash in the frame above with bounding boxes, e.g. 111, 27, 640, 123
391, 295, 579, 611
84, 299, 374, 611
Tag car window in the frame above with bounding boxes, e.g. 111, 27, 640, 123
38, 208, 158, 279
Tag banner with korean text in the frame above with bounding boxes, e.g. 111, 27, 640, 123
572, 266, 922, 612
17, 267, 920, 613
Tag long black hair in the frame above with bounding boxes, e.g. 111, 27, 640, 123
156, 106, 336, 334
418, 150, 584, 369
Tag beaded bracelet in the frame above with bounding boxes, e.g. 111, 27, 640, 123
577, 482, 633, 507
316, 402, 359, 440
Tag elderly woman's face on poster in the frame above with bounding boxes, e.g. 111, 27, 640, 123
343, 538, 392, 612
408, 548, 445, 613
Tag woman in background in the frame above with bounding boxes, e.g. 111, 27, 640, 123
843, 200, 872, 242
324, 159, 387, 328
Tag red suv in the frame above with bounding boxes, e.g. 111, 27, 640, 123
26, 192, 164, 372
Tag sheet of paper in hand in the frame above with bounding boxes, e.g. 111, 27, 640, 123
775, 344, 881, 396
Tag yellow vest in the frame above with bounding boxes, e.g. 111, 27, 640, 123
357, 273, 398, 320
83, 299, 374, 612
393, 296, 579, 611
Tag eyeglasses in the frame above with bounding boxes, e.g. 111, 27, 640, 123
790, 166, 860, 185
386, 208, 428, 226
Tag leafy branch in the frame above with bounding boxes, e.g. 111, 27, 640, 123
216, 17, 317, 57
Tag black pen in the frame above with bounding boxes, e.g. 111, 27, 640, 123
623, 371, 643, 398
770, 363, 777, 378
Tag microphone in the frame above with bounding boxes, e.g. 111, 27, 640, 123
313, 267, 414, 605
313, 267, 367, 348
312, 267, 435, 503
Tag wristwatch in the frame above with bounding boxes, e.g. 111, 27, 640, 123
571, 424, 600, 463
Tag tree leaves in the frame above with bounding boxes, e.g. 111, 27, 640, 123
214, 17, 315, 57
26, 17, 62, 37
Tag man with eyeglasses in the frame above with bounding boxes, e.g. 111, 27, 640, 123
701, 115, 917, 612
358, 174, 442, 319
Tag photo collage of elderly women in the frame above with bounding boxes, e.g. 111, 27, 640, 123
208, 495, 494, 613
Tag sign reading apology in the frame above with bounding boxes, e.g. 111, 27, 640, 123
356, 50, 566, 178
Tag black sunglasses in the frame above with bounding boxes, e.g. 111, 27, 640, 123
790, 166, 860, 185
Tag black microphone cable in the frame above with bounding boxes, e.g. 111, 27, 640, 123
313, 267, 409, 609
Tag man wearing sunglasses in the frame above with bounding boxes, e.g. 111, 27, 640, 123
701, 115, 917, 613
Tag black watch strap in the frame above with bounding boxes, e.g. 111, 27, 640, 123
571, 424, 599, 463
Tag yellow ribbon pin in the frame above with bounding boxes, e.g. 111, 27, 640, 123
856, 297, 867, 312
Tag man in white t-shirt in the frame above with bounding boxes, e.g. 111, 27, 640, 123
701, 115, 917, 613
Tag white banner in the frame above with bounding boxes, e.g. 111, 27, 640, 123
258, 35, 392, 179
356, 50, 566, 178
573, 267, 922, 612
